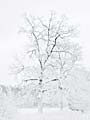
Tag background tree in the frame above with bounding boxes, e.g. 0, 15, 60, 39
0, 85, 17, 120
53, 41, 81, 109
65, 66, 90, 112
10, 12, 81, 112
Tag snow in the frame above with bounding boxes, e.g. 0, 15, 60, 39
13, 108, 90, 120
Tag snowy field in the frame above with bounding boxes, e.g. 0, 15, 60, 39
13, 108, 90, 120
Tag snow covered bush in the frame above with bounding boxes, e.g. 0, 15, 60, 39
67, 89, 90, 113
0, 92, 17, 120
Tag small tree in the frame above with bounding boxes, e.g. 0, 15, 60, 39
11, 12, 81, 112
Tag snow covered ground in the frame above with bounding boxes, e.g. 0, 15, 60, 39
13, 108, 90, 120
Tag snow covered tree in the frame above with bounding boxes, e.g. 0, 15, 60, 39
0, 85, 17, 120
65, 66, 90, 112
10, 12, 81, 112
53, 41, 81, 109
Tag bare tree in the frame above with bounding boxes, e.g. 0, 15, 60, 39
11, 12, 81, 112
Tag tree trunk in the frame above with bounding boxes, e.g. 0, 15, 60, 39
59, 71, 64, 110
38, 79, 43, 113
38, 96, 43, 113
58, 79, 64, 110
60, 90, 63, 110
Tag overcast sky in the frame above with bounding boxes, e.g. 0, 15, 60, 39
0, 0, 90, 84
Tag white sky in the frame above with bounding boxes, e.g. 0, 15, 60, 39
0, 0, 90, 84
